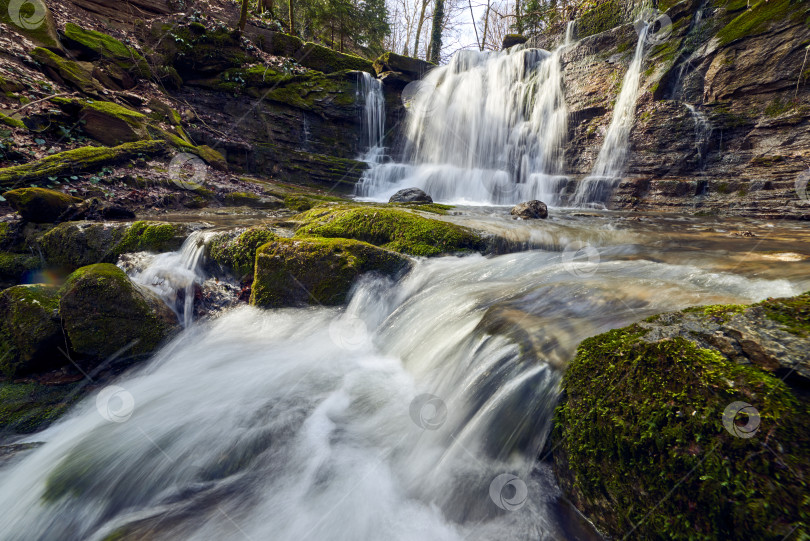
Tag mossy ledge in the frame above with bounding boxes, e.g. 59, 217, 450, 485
553, 297, 810, 539
0, 140, 168, 187
293, 204, 486, 257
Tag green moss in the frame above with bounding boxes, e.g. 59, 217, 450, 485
757, 291, 810, 336
683, 303, 746, 323
555, 326, 809, 540
295, 42, 374, 74
0, 381, 82, 435
3, 187, 82, 223
29, 48, 99, 93
578, 0, 622, 38
208, 227, 276, 279
63, 23, 148, 74
0, 140, 167, 187
764, 98, 794, 117
251, 236, 409, 307
117, 221, 179, 254
716, 0, 807, 45
294, 205, 486, 257
39, 221, 129, 270
0, 252, 40, 285
0, 112, 24, 129
0, 0, 60, 50
0, 284, 62, 377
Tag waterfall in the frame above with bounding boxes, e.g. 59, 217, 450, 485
685, 103, 712, 164
127, 231, 212, 327
357, 72, 386, 161
564, 20, 576, 45
572, 24, 649, 207
356, 44, 570, 206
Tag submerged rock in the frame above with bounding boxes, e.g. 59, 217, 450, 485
251, 237, 410, 308
59, 263, 179, 362
510, 200, 548, 219
388, 188, 433, 204
294, 204, 486, 257
3, 188, 82, 223
0, 285, 63, 378
553, 292, 810, 540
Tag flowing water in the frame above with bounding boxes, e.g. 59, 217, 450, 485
2, 208, 809, 541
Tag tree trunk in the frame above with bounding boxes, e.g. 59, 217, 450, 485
413, 0, 429, 59
238, 0, 249, 33
262, 0, 275, 17
429, 0, 444, 64
480, 0, 491, 51
289, 0, 295, 34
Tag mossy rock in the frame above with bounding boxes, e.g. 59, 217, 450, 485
62, 23, 148, 75
207, 226, 277, 280
80, 101, 147, 146
0, 252, 40, 287
0, 0, 61, 50
158, 22, 254, 77
3, 187, 81, 223
29, 47, 101, 94
222, 191, 283, 209
39, 221, 128, 270
577, 0, 623, 38
0, 140, 168, 187
59, 263, 179, 362
372, 51, 433, 78
116, 221, 187, 254
294, 204, 486, 257
716, 0, 807, 46
251, 30, 304, 58
295, 42, 375, 75
251, 236, 410, 308
0, 381, 83, 435
553, 324, 809, 540
193, 145, 227, 171
0, 112, 25, 129
501, 34, 528, 50
0, 284, 63, 378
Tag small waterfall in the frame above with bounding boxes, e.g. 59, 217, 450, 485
127, 231, 212, 327
357, 72, 385, 160
564, 20, 576, 45
572, 24, 649, 207
685, 103, 712, 163
356, 44, 569, 206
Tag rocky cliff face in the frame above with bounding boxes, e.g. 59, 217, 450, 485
538, 0, 810, 218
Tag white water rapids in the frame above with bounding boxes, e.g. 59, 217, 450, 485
1, 210, 808, 541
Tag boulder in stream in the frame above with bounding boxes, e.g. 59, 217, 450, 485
0, 285, 63, 378
388, 188, 433, 204
510, 200, 548, 219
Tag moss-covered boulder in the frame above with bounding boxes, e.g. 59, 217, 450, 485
61, 23, 148, 75
0, 285, 63, 377
0, 112, 25, 129
248, 28, 304, 57
3, 187, 81, 223
295, 43, 375, 74
29, 47, 101, 94
0, 252, 40, 287
207, 227, 276, 281
59, 264, 179, 362
0, 381, 82, 435
372, 52, 433, 79
80, 101, 148, 146
0, 0, 61, 50
0, 140, 168, 188
501, 34, 528, 50
116, 221, 188, 253
553, 299, 810, 539
251, 237, 410, 308
294, 205, 486, 256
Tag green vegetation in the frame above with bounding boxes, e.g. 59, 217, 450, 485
3, 187, 81, 223
764, 98, 794, 117
555, 325, 808, 540
0, 285, 62, 377
576, 0, 622, 39
716, 0, 807, 46
0, 252, 40, 285
29, 48, 99, 93
0, 381, 82, 435
251, 236, 409, 307
294, 205, 486, 256
295, 42, 375, 74
0, 112, 24, 129
0, 140, 167, 187
757, 291, 810, 336
62, 23, 148, 75
208, 227, 276, 279
116, 221, 181, 254
0, 0, 60, 50
683, 303, 746, 323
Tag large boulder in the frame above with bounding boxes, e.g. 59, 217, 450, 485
0, 252, 40, 288
207, 227, 277, 281
61, 23, 148, 75
29, 48, 102, 94
373, 52, 433, 80
79, 101, 148, 146
294, 42, 375, 75
294, 204, 486, 257
3, 188, 82, 223
0, 285, 63, 377
553, 294, 810, 540
501, 34, 528, 49
59, 263, 179, 362
389, 187, 433, 204
0, 0, 61, 50
251, 237, 410, 308
510, 200, 548, 219
0, 381, 82, 435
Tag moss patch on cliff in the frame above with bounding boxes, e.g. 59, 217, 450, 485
757, 291, 810, 336
578, 0, 623, 38
554, 325, 809, 540
294, 205, 485, 256
716, 0, 807, 45
63, 23, 147, 75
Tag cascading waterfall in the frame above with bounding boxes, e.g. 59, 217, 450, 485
572, 24, 649, 206
357, 71, 386, 163
356, 42, 570, 206
1, 214, 805, 541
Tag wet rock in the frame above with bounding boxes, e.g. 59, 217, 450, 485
510, 200, 548, 219
223, 192, 283, 209
251, 237, 410, 308
502, 34, 528, 50
373, 52, 433, 80
388, 187, 433, 204
3, 188, 82, 223
59, 263, 179, 362
207, 227, 277, 281
0, 381, 82, 436
378, 71, 410, 90
0, 285, 63, 377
